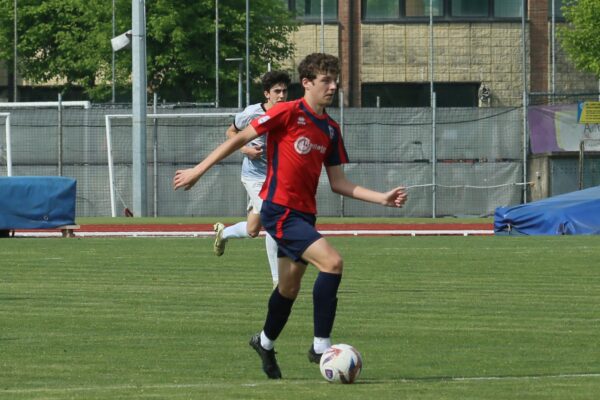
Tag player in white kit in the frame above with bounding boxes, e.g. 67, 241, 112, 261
213, 70, 291, 288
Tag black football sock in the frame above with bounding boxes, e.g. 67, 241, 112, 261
313, 271, 342, 340
263, 288, 295, 342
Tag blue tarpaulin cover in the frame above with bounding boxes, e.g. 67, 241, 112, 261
0, 176, 76, 229
494, 186, 600, 235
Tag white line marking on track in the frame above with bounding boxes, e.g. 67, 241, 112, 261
13, 230, 494, 238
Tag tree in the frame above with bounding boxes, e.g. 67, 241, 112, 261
0, 0, 298, 103
558, 0, 600, 78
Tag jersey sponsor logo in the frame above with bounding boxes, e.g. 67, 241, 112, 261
297, 116, 306, 125
295, 137, 311, 154
294, 136, 326, 155
257, 115, 271, 124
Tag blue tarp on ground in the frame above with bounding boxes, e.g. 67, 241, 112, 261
494, 186, 600, 235
0, 176, 76, 229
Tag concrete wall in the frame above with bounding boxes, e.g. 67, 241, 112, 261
361, 22, 528, 107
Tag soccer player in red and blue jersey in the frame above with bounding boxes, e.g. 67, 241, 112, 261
173, 53, 408, 379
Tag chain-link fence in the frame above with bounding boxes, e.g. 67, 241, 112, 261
1, 102, 524, 218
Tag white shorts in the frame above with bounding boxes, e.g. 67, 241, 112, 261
241, 177, 265, 215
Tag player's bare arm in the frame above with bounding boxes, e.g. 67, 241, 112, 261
226, 123, 263, 160
326, 165, 408, 207
173, 126, 259, 191
225, 124, 239, 140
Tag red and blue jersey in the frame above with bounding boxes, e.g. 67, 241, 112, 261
250, 98, 349, 214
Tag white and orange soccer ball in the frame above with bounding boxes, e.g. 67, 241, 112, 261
319, 344, 363, 384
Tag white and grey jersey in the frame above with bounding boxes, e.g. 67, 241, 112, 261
234, 103, 267, 179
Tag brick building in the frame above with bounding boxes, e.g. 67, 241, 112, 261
284, 0, 598, 107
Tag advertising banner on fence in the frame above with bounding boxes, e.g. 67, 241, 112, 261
577, 101, 600, 124
529, 104, 600, 153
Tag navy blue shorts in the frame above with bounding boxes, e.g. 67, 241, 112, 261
260, 201, 322, 264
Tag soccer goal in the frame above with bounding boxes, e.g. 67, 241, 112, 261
105, 112, 235, 217
0, 101, 91, 177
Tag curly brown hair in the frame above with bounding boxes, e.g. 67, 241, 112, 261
261, 71, 291, 92
297, 53, 340, 81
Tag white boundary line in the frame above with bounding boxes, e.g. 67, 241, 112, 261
3, 372, 600, 394
12, 229, 494, 238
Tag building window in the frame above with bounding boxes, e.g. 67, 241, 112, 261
435, 83, 480, 107
450, 0, 488, 17
362, 82, 480, 107
287, 0, 338, 21
362, 83, 429, 107
363, 0, 442, 19
363, 0, 400, 19
548, 0, 564, 19
363, 0, 524, 21
406, 0, 443, 17
493, 0, 523, 18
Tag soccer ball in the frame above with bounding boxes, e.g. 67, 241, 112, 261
319, 344, 363, 384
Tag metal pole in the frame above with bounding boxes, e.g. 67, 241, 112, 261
551, 0, 555, 103
578, 140, 585, 190
153, 92, 158, 217
58, 93, 63, 176
521, 0, 528, 203
238, 62, 243, 109
430, 0, 436, 218
226, 58, 243, 108
13, 0, 18, 102
432, 92, 437, 219
429, 0, 434, 105
132, 0, 148, 216
339, 90, 344, 137
2, 114, 12, 176
83, 104, 90, 215
245, 0, 250, 107
339, 89, 344, 217
215, 0, 219, 108
320, 0, 324, 52
112, 0, 116, 103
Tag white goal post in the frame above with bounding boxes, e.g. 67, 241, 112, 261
0, 101, 91, 177
105, 112, 235, 217
1, 113, 11, 176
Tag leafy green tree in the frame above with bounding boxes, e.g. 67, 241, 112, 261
0, 0, 298, 103
558, 0, 600, 78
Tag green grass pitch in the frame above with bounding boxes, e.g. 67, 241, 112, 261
1, 236, 599, 399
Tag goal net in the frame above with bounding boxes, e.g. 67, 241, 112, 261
105, 112, 237, 217
0, 101, 91, 178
